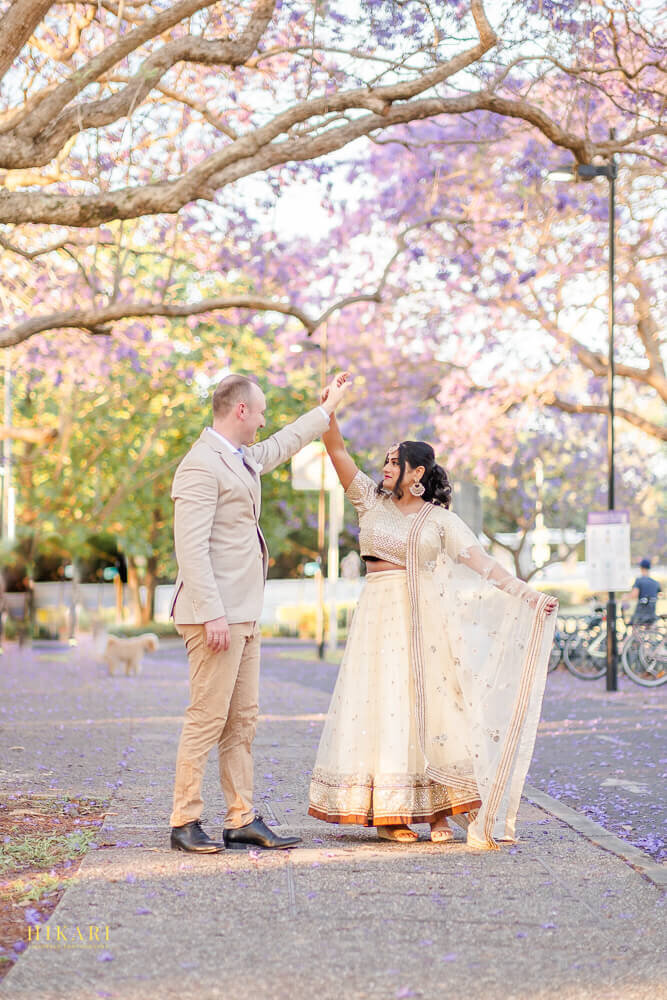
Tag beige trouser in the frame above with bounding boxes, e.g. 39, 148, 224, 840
170, 621, 261, 829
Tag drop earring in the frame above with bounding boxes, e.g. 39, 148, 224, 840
409, 479, 425, 497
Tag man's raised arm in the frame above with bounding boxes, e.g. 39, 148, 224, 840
249, 372, 351, 475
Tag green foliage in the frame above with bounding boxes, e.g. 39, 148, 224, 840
9, 278, 338, 592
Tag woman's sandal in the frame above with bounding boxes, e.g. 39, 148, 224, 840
376, 824, 418, 843
430, 819, 454, 843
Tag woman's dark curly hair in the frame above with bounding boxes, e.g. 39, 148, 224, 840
377, 441, 452, 508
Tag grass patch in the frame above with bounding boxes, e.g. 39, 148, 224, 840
0, 795, 106, 979
2, 873, 64, 907
109, 621, 177, 638
278, 648, 343, 665
0, 828, 97, 876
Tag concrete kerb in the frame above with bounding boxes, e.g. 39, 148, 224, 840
523, 783, 666, 890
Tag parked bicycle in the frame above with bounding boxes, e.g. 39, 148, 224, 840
547, 616, 578, 673
563, 605, 666, 687
621, 615, 666, 688
562, 605, 607, 680
548, 624, 565, 672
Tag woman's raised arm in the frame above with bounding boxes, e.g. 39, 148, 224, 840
320, 382, 359, 490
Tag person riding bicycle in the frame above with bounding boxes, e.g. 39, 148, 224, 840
623, 558, 662, 626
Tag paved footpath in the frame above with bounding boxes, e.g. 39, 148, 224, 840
528, 666, 666, 863
0, 639, 665, 1000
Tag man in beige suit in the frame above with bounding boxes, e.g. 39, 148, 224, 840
169, 371, 350, 853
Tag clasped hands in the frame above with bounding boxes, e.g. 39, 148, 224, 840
320, 371, 352, 410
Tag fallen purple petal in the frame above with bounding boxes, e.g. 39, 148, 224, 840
24, 907, 42, 925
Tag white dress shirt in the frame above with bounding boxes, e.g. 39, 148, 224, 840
208, 427, 245, 457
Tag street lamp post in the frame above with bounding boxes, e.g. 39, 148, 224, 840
290, 326, 336, 660
549, 136, 619, 691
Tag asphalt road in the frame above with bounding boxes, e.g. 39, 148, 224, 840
527, 666, 665, 862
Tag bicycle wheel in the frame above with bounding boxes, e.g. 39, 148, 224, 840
548, 639, 562, 672
622, 630, 667, 687
564, 628, 606, 680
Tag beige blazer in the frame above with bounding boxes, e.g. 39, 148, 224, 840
170, 407, 330, 625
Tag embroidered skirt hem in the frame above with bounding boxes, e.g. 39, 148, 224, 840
308, 801, 481, 827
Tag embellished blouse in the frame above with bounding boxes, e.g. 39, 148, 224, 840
345, 469, 535, 602
345, 469, 443, 568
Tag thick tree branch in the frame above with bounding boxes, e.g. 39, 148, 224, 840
0, 233, 114, 260
1, 210, 466, 346
0, 83, 622, 228
0, 295, 315, 348
441, 365, 665, 443
629, 270, 665, 380
521, 298, 667, 402
540, 393, 667, 442
0, 425, 58, 444
0, 0, 661, 239
8, 0, 276, 150
1, 5, 491, 171
0, 0, 55, 81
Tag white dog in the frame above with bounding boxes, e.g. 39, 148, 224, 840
103, 633, 159, 676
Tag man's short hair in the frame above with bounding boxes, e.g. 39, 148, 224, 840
639, 558, 651, 570
212, 374, 257, 417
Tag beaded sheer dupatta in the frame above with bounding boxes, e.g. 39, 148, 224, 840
405, 505, 556, 850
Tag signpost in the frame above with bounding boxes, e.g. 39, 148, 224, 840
586, 510, 631, 690
586, 511, 631, 591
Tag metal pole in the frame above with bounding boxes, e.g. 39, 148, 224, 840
326, 484, 342, 656
606, 130, 618, 692
316, 467, 325, 657
316, 326, 328, 659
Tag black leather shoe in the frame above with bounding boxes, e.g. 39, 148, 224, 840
170, 819, 224, 853
223, 814, 301, 851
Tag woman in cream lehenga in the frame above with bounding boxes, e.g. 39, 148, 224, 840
308, 402, 558, 849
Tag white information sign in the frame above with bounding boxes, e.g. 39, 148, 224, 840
585, 510, 631, 592
291, 441, 339, 491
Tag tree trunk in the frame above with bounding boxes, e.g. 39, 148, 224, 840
125, 560, 142, 626
140, 554, 157, 625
